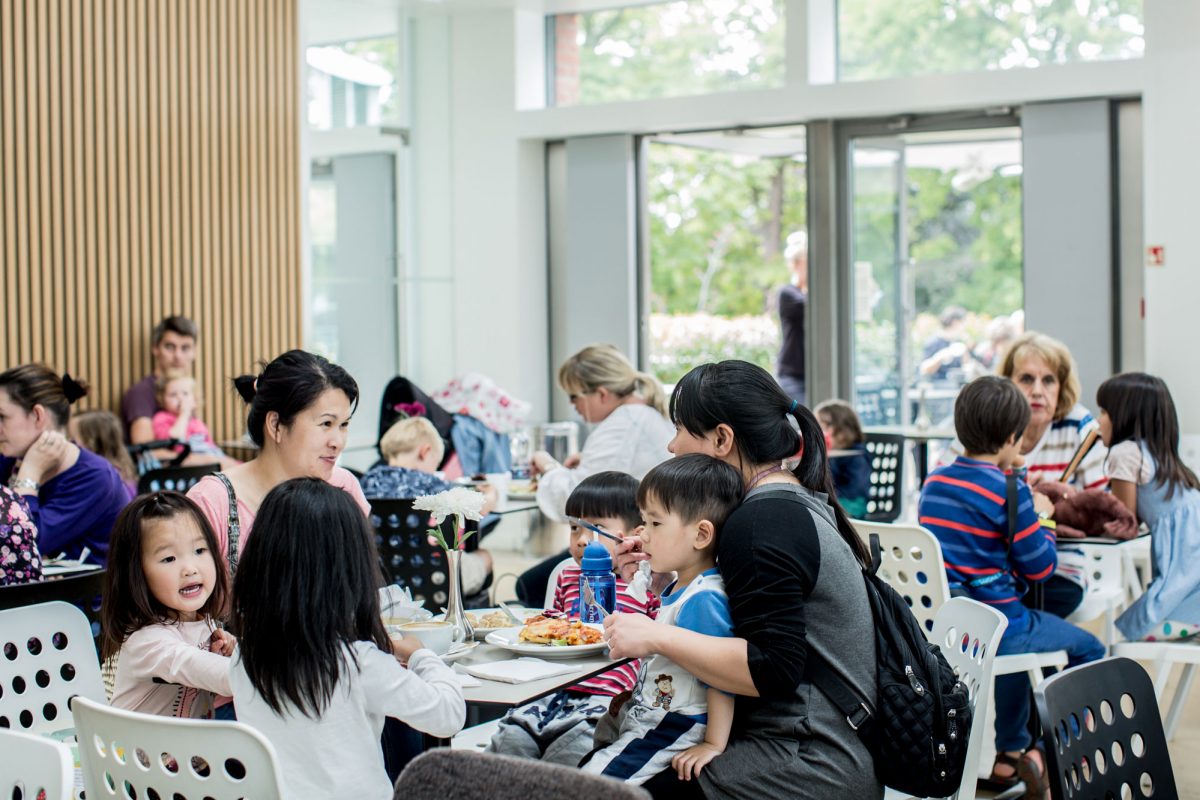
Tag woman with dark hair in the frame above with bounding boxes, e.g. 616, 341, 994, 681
604, 360, 882, 800
188, 350, 370, 573
0, 364, 131, 565
229, 478, 464, 799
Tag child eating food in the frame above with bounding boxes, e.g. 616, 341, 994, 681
582, 454, 742, 790
486, 471, 660, 766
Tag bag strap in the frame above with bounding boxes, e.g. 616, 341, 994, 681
213, 472, 241, 576
1005, 472, 1018, 555
743, 487, 876, 732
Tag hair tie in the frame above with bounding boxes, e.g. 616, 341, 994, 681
61, 373, 87, 404
233, 374, 258, 404
789, 399, 799, 413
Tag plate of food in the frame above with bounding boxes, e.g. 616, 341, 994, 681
464, 607, 539, 640
507, 479, 538, 500
484, 616, 607, 659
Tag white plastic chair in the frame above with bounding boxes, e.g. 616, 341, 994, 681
852, 520, 949, 637
885, 597, 1009, 800
0, 728, 75, 800
852, 521, 1069, 780
1111, 638, 1200, 741
1062, 542, 1132, 648
0, 601, 105, 736
543, 555, 575, 609
72, 696, 286, 799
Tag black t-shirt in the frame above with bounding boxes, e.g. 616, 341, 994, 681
776, 284, 806, 379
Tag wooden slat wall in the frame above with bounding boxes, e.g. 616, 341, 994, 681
0, 0, 300, 441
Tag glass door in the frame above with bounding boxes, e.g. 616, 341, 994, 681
846, 124, 1025, 430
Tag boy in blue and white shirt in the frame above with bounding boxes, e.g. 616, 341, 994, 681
582, 454, 742, 786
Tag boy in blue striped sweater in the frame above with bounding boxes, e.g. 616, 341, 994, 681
919, 376, 1104, 796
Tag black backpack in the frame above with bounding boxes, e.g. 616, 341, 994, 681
748, 491, 972, 797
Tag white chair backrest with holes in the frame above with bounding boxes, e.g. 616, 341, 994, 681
852, 520, 951, 638
0, 601, 105, 736
929, 597, 1008, 800
0, 728, 74, 800
72, 696, 286, 800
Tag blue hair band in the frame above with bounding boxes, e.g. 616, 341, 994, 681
789, 399, 799, 413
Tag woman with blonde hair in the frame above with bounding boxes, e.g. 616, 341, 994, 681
531, 345, 673, 520
516, 346, 674, 606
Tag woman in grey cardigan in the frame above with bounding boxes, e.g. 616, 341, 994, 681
605, 361, 883, 800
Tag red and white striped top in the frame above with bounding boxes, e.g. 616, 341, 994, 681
553, 563, 660, 696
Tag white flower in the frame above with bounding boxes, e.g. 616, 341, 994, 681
412, 487, 487, 524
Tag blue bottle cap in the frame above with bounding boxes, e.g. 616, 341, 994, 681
580, 541, 613, 573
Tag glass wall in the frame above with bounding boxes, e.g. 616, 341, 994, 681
643, 128, 806, 385
848, 128, 1024, 428
548, 0, 785, 107
307, 37, 401, 130
839, 0, 1144, 81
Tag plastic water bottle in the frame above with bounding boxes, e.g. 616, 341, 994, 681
578, 541, 616, 623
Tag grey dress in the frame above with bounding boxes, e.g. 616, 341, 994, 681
699, 484, 882, 800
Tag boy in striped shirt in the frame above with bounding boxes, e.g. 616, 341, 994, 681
919, 376, 1104, 794
487, 471, 660, 766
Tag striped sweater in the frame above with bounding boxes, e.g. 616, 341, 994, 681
553, 563, 660, 695
918, 456, 1057, 631
936, 403, 1109, 490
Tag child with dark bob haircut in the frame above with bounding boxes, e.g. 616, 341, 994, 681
583, 455, 741, 789
919, 376, 1103, 793
229, 478, 464, 799
102, 491, 235, 719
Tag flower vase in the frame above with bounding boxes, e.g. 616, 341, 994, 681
442, 548, 473, 645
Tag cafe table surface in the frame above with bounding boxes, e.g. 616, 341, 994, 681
452, 642, 629, 707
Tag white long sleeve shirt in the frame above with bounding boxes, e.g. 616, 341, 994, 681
230, 643, 465, 800
536, 404, 675, 521
110, 619, 233, 718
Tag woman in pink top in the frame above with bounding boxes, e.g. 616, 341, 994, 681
188, 350, 370, 575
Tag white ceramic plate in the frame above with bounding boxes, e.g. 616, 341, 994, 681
506, 488, 537, 500
440, 641, 479, 663
484, 625, 608, 660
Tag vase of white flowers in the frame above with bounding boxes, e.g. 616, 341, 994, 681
412, 487, 488, 645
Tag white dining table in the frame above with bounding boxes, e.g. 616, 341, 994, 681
451, 642, 629, 708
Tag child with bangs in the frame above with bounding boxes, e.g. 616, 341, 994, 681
487, 471, 660, 766
102, 491, 236, 719
582, 454, 741, 795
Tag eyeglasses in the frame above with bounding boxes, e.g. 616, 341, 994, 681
568, 392, 593, 402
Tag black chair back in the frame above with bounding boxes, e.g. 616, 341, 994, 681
126, 438, 191, 473
0, 569, 107, 652
137, 463, 220, 495
368, 498, 486, 614
863, 432, 904, 522
378, 376, 456, 469
1035, 656, 1178, 800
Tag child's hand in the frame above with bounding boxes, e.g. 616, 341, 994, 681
671, 742, 724, 781
390, 634, 426, 664
563, 452, 582, 469
210, 628, 237, 657
603, 611, 661, 660
1033, 491, 1055, 518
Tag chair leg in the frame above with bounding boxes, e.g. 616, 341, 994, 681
1162, 663, 1197, 741
1102, 604, 1115, 653
1153, 659, 1173, 698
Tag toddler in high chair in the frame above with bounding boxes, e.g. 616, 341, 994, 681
151, 370, 230, 464
229, 478, 465, 800
486, 471, 660, 766
582, 454, 742, 788
361, 415, 497, 595
102, 491, 236, 719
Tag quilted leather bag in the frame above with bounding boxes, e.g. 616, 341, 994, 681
807, 533, 972, 797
